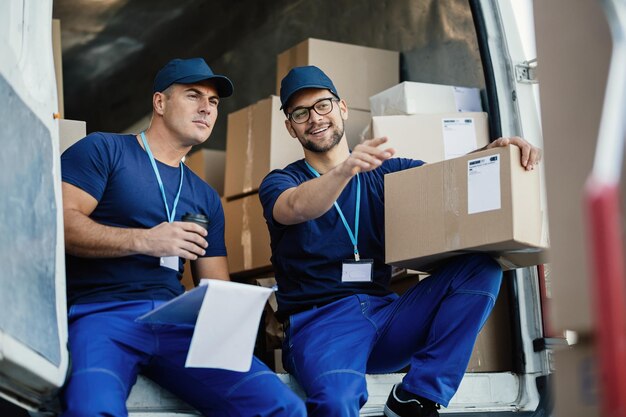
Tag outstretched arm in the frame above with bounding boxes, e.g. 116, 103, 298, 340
272, 137, 395, 225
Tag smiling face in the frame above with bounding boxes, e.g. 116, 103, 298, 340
284, 88, 348, 153
154, 80, 220, 147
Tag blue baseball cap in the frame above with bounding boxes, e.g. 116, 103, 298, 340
279, 65, 339, 110
153, 58, 234, 97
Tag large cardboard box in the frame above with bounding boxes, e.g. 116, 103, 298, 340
371, 113, 489, 163
58, 119, 86, 154
345, 108, 371, 149
385, 146, 548, 271
554, 341, 599, 417
369, 82, 482, 117
276, 38, 399, 111
224, 193, 271, 274
391, 274, 512, 373
224, 96, 301, 198
185, 148, 226, 196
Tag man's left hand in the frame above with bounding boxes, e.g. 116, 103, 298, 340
486, 136, 542, 171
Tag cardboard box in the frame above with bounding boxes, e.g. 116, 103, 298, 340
385, 146, 548, 271
52, 19, 64, 118
369, 81, 482, 117
371, 113, 489, 163
58, 119, 86, 154
224, 96, 302, 198
276, 38, 399, 111
345, 108, 371, 149
391, 274, 512, 373
184, 148, 226, 196
554, 341, 599, 417
224, 193, 272, 273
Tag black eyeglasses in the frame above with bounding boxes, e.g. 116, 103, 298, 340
287, 97, 339, 124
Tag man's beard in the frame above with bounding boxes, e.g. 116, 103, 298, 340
299, 120, 345, 153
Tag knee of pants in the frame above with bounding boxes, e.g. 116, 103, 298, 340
60, 369, 128, 417
306, 372, 367, 416
459, 253, 503, 296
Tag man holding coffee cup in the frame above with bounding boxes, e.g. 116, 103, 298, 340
60, 57, 305, 417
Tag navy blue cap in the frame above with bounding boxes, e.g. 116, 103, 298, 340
279, 65, 339, 110
153, 58, 234, 97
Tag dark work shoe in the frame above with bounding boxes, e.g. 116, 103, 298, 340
384, 384, 441, 417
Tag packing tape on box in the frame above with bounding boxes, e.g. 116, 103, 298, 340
243, 107, 254, 193
241, 196, 253, 270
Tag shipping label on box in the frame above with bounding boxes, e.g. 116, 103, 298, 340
384, 145, 548, 271
276, 38, 399, 111
369, 81, 482, 117
224, 193, 272, 274
371, 112, 489, 163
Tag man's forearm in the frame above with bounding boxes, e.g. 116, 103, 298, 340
276, 168, 352, 225
64, 209, 145, 257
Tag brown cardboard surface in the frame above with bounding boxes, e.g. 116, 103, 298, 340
224, 96, 301, 198
52, 19, 64, 118
535, 0, 611, 333
385, 146, 548, 271
58, 119, 86, 154
371, 113, 489, 163
554, 341, 599, 417
185, 148, 226, 196
276, 38, 399, 111
224, 193, 272, 273
345, 108, 371, 149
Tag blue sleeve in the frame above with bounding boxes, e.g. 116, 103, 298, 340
259, 169, 300, 229
203, 189, 227, 257
61, 132, 116, 201
381, 157, 425, 174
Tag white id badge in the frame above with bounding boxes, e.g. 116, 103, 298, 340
160, 256, 179, 271
341, 259, 373, 282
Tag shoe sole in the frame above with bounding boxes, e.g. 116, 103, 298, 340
383, 404, 402, 417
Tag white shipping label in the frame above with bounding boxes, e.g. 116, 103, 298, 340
442, 118, 478, 160
468, 154, 501, 214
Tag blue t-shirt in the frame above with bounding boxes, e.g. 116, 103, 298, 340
61, 132, 227, 306
259, 158, 424, 320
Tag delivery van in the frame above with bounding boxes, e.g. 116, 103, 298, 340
2, 0, 617, 415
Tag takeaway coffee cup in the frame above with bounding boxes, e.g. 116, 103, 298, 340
181, 213, 209, 229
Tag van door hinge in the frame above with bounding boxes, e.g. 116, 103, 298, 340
515, 58, 538, 84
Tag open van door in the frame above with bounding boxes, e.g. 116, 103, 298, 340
463, 0, 552, 413
0, 0, 69, 411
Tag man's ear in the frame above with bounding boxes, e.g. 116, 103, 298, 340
153, 92, 166, 116
339, 99, 349, 121
285, 119, 298, 138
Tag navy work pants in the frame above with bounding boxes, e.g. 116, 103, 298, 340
60, 300, 306, 417
282, 254, 503, 416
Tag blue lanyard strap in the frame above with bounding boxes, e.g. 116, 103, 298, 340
304, 160, 361, 261
140, 131, 184, 223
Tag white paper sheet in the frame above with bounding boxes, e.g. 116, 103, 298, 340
453, 86, 482, 112
136, 279, 272, 372
467, 154, 501, 214
442, 118, 478, 160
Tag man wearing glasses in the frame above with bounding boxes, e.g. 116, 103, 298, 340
258, 65, 541, 417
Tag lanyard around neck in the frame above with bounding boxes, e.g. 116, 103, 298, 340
304, 160, 362, 261
140, 131, 184, 223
